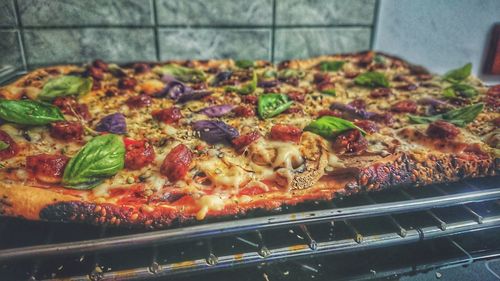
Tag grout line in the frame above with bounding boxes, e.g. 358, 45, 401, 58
270, 0, 277, 63
370, 0, 382, 50
0, 24, 374, 30
12, 0, 27, 71
152, 0, 160, 61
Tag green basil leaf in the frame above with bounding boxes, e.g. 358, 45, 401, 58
354, 71, 390, 88
38, 76, 93, 102
278, 69, 305, 80
155, 64, 206, 83
225, 71, 257, 95
408, 103, 483, 127
0, 140, 9, 151
442, 83, 478, 99
62, 134, 125, 189
257, 93, 293, 119
235, 60, 255, 69
441, 103, 484, 125
374, 54, 386, 65
443, 63, 472, 83
318, 61, 345, 72
304, 116, 366, 139
407, 114, 440, 125
0, 99, 64, 125
321, 89, 336, 96
262, 70, 277, 79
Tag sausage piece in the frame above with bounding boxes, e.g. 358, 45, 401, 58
426, 120, 460, 139
26, 154, 69, 184
332, 129, 368, 154
50, 121, 84, 141
160, 144, 193, 182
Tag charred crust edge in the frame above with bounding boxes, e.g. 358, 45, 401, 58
38, 152, 498, 230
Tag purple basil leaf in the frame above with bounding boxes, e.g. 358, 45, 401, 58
211, 71, 232, 86
166, 81, 189, 100
198, 104, 234, 117
192, 120, 239, 144
177, 89, 212, 103
418, 98, 454, 115
158, 75, 192, 99
158, 76, 213, 103
257, 80, 279, 88
330, 102, 375, 120
95, 113, 127, 134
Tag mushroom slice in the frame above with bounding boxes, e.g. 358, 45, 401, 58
290, 133, 329, 190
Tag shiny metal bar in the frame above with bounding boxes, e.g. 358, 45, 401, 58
432, 185, 484, 223
298, 225, 317, 250
2, 185, 500, 262
363, 194, 407, 237
62, 215, 500, 281
399, 189, 447, 230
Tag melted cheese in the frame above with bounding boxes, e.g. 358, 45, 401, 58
247, 139, 303, 170
197, 157, 250, 189
196, 195, 225, 220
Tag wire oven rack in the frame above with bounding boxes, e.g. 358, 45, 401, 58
0, 176, 499, 280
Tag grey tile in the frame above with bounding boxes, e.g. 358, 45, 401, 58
276, 0, 376, 25
18, 0, 154, 26
274, 28, 371, 61
23, 28, 156, 66
156, 0, 273, 26
0, 0, 17, 26
158, 29, 271, 60
0, 30, 24, 70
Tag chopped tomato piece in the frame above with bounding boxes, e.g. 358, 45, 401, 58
233, 105, 255, 117
124, 139, 155, 170
232, 131, 261, 152
152, 107, 182, 124
270, 124, 302, 143
0, 130, 19, 160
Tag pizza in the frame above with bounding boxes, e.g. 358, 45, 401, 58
0, 51, 498, 229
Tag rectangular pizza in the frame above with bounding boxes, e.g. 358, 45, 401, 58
0, 51, 497, 229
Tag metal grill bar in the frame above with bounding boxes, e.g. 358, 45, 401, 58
61, 215, 500, 281
2, 185, 500, 262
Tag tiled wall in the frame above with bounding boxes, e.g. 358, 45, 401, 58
0, 0, 377, 71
